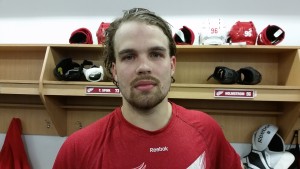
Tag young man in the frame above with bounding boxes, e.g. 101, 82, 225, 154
53, 8, 243, 169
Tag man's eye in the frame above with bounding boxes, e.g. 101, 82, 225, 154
150, 52, 162, 58
122, 55, 134, 61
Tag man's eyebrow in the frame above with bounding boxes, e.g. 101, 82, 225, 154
118, 46, 167, 56
149, 46, 167, 52
118, 49, 135, 56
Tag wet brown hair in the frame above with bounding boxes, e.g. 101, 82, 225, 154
103, 8, 176, 85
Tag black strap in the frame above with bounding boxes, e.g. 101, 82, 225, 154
207, 66, 238, 84
81, 60, 93, 68
291, 130, 299, 145
237, 67, 262, 85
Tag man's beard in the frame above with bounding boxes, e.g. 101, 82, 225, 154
127, 87, 166, 110
121, 76, 170, 110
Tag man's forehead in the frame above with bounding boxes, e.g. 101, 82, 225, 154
116, 21, 153, 35
114, 21, 169, 53
118, 46, 167, 54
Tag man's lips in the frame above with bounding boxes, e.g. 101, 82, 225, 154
133, 80, 157, 91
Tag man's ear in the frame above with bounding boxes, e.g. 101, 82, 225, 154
111, 62, 118, 81
170, 56, 176, 76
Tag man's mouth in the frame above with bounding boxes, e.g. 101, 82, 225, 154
134, 80, 156, 91
131, 76, 159, 92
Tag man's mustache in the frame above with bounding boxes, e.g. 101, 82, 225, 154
130, 76, 159, 87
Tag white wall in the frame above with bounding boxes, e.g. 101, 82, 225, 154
1, 15, 300, 45
1, 0, 300, 45
1, 0, 300, 168
0, 134, 66, 169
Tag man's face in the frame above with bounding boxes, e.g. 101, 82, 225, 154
112, 21, 176, 110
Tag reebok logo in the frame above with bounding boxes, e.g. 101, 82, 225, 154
257, 124, 271, 143
149, 146, 168, 153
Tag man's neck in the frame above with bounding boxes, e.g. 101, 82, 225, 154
121, 99, 172, 131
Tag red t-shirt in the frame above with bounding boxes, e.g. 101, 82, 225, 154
53, 103, 241, 169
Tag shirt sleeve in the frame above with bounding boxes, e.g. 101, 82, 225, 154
52, 136, 77, 169
203, 116, 242, 169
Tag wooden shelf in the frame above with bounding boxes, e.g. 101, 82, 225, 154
0, 80, 40, 95
1, 44, 300, 143
170, 84, 300, 101
39, 81, 300, 101
41, 81, 120, 96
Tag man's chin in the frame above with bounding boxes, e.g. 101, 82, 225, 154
128, 94, 165, 110
129, 100, 161, 110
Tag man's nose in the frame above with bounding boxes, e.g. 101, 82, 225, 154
136, 56, 152, 74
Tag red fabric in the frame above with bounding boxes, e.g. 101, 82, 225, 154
53, 103, 241, 169
96, 22, 110, 44
0, 118, 31, 169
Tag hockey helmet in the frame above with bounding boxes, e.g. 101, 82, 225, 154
80, 60, 104, 82
69, 28, 93, 44
53, 58, 83, 81
252, 124, 285, 152
83, 65, 104, 82
229, 21, 257, 45
199, 19, 228, 45
257, 25, 285, 45
173, 26, 195, 45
